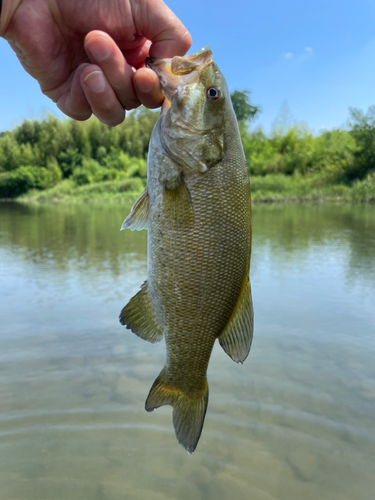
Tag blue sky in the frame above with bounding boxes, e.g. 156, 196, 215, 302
1, 0, 375, 133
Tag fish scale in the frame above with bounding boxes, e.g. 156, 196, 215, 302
120, 46, 253, 453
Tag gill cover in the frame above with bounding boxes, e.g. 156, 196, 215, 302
147, 47, 227, 176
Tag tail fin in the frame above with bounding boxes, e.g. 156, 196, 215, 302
145, 369, 209, 454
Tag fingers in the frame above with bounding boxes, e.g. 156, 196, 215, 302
136, 0, 192, 59
133, 68, 164, 109
53, 62, 125, 126
80, 64, 126, 127
56, 31, 164, 126
55, 64, 92, 121
83, 31, 164, 122
85, 31, 140, 111
55, 14, 184, 126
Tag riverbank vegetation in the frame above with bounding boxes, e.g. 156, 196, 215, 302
0, 93, 374, 203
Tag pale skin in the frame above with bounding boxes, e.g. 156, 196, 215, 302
0, 0, 191, 126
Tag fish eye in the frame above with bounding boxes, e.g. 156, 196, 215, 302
206, 86, 222, 101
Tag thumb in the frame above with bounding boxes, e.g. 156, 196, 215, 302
135, 0, 192, 58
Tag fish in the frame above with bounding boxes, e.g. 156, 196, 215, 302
120, 46, 253, 453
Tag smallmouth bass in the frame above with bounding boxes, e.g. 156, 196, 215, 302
120, 46, 253, 453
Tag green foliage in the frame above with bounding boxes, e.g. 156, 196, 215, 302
0, 165, 58, 197
46, 157, 63, 184
242, 128, 279, 176
349, 173, 375, 202
118, 108, 159, 157
348, 106, 375, 180
230, 90, 260, 123
0, 108, 156, 198
243, 124, 356, 180
123, 157, 147, 180
1, 99, 375, 203
312, 129, 356, 181
57, 148, 82, 178
21, 177, 146, 202
270, 124, 314, 175
72, 159, 104, 186
0, 133, 39, 172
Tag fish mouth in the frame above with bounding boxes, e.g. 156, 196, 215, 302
146, 46, 213, 90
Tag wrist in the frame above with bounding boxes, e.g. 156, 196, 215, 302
0, 0, 23, 37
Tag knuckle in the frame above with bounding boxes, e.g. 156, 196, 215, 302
96, 98, 115, 113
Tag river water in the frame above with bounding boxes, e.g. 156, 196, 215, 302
0, 202, 374, 500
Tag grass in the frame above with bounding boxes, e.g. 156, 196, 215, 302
250, 172, 375, 203
16, 172, 375, 204
19, 177, 145, 203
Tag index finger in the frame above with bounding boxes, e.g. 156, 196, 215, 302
135, 0, 192, 58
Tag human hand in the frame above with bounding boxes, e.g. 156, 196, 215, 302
0, 0, 191, 126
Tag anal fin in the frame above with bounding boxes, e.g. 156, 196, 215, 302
119, 281, 163, 343
218, 278, 254, 364
121, 188, 149, 231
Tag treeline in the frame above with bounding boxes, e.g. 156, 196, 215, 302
0, 108, 158, 198
0, 95, 375, 200
241, 106, 375, 183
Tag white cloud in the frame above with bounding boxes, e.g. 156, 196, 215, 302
282, 48, 313, 62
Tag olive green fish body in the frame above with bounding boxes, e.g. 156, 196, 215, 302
120, 47, 253, 453
148, 122, 251, 393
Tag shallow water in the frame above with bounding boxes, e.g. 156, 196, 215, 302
0, 201, 374, 500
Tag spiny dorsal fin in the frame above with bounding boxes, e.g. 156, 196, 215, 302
145, 368, 209, 454
119, 281, 163, 343
162, 177, 194, 230
121, 189, 149, 231
218, 278, 254, 364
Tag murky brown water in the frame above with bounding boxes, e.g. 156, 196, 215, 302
0, 202, 374, 500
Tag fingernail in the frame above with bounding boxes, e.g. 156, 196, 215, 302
86, 36, 111, 61
84, 71, 106, 93
77, 63, 90, 77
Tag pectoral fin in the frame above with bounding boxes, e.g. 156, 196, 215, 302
162, 177, 194, 230
119, 281, 163, 343
121, 189, 149, 231
218, 278, 254, 363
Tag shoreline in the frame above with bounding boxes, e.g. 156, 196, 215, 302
1, 196, 374, 204
1, 172, 375, 205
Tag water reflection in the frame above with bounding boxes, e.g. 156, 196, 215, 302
0, 202, 374, 500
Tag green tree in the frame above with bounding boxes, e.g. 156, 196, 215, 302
57, 148, 82, 178
69, 120, 92, 158
230, 90, 260, 123
14, 119, 42, 146
348, 106, 375, 180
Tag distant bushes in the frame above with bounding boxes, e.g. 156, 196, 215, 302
347, 106, 375, 180
241, 125, 357, 180
349, 173, 375, 202
241, 105, 375, 188
0, 108, 154, 197
1, 99, 375, 201
0, 161, 61, 198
